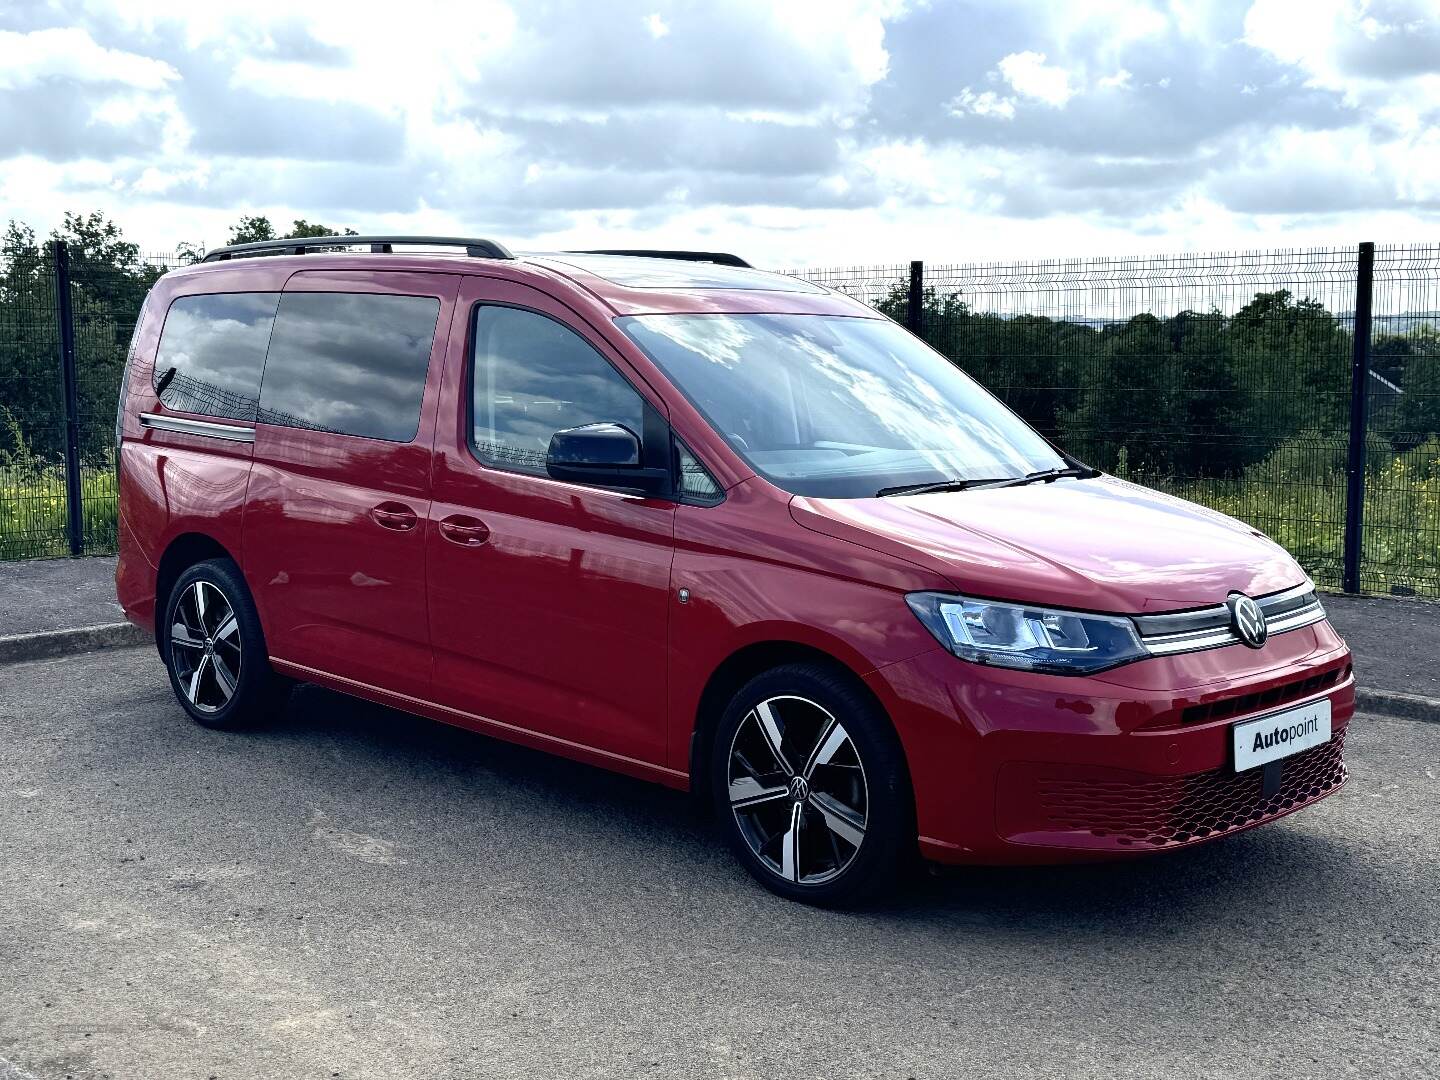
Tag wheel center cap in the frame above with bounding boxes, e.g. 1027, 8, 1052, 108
788, 775, 810, 803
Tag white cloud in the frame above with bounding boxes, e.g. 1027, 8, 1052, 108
997, 51, 1075, 107
0, 0, 1435, 264
0, 27, 178, 91
946, 88, 1017, 119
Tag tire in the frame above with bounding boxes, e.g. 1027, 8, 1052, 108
710, 662, 914, 907
161, 558, 288, 729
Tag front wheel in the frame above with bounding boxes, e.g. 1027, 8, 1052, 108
710, 662, 914, 906
163, 558, 287, 729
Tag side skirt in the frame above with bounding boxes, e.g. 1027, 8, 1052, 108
269, 657, 691, 791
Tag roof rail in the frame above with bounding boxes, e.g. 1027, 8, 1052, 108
201, 235, 514, 263
568, 249, 752, 269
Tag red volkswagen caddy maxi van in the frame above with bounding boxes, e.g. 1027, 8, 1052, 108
115, 237, 1354, 905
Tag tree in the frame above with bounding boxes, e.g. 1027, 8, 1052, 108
1227, 289, 1350, 448
226, 215, 358, 245
0, 214, 166, 463
876, 281, 1087, 440
1392, 328, 1440, 450
1059, 313, 1177, 476
227, 214, 276, 245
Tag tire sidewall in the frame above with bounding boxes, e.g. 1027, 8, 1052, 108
710, 663, 913, 907
163, 558, 272, 729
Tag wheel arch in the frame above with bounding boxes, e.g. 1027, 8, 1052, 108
688, 639, 900, 811
153, 532, 237, 648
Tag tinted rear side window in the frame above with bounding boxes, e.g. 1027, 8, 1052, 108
257, 292, 441, 442
154, 293, 279, 422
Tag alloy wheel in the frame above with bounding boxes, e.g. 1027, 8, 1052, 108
726, 694, 869, 885
169, 580, 242, 714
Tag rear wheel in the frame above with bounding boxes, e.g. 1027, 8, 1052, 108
711, 662, 913, 906
163, 558, 286, 728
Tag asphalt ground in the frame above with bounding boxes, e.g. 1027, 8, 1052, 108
1, 647, 1437, 1080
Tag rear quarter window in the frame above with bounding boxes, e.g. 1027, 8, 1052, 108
153, 292, 279, 422
257, 292, 441, 442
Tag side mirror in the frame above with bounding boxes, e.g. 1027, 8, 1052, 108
546, 423, 670, 495
547, 422, 642, 467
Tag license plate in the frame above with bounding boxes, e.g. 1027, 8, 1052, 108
1233, 699, 1332, 772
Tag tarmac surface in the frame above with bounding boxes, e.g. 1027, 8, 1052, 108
2, 647, 1437, 1079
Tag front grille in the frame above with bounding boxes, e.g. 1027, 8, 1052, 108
1178, 666, 1346, 725
1133, 582, 1327, 657
1029, 733, 1346, 848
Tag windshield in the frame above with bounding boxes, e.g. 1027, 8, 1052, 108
618, 312, 1067, 499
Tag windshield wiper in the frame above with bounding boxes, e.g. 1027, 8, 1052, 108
992, 466, 1100, 489
876, 478, 1009, 498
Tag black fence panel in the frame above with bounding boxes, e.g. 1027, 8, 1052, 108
799, 245, 1440, 599
2, 239, 1438, 602
0, 238, 181, 558
0, 243, 69, 559
1364, 244, 1440, 596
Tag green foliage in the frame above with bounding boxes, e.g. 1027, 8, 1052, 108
887, 281, 1372, 480
0, 461, 116, 559
226, 215, 358, 244
1, 214, 167, 465
227, 214, 276, 245
1175, 435, 1440, 597
1391, 329, 1440, 450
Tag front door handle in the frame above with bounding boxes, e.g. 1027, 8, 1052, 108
438, 514, 490, 547
370, 501, 418, 532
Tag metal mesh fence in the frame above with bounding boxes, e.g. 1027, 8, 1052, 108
0, 243, 68, 560
2, 239, 1438, 601
0, 239, 183, 558
799, 246, 1440, 598
1365, 245, 1440, 595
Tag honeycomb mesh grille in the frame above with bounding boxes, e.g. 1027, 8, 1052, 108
1032, 733, 1346, 848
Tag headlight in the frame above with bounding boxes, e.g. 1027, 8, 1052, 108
905, 592, 1148, 675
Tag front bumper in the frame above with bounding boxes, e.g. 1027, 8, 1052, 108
864, 619, 1354, 864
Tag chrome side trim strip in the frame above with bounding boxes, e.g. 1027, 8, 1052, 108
139, 412, 255, 443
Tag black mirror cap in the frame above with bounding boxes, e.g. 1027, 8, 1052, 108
545, 423, 671, 496
546, 422, 642, 468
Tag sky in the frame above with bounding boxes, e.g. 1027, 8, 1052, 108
1, 0, 1437, 267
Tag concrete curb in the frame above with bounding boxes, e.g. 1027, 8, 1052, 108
1355, 688, 1440, 724
0, 622, 149, 666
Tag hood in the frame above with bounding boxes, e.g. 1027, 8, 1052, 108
789, 476, 1304, 613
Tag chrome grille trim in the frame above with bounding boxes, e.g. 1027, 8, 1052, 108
1134, 584, 1326, 658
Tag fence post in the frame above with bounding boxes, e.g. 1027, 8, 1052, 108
51, 239, 84, 557
906, 260, 924, 336
1342, 241, 1375, 594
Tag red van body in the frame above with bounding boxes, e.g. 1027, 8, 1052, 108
116, 243, 1353, 886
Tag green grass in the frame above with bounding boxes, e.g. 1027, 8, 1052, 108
1146, 442, 1440, 598
0, 462, 117, 559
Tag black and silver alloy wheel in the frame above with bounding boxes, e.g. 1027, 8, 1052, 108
169, 580, 242, 713
727, 695, 869, 885
163, 557, 286, 728
712, 662, 912, 906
